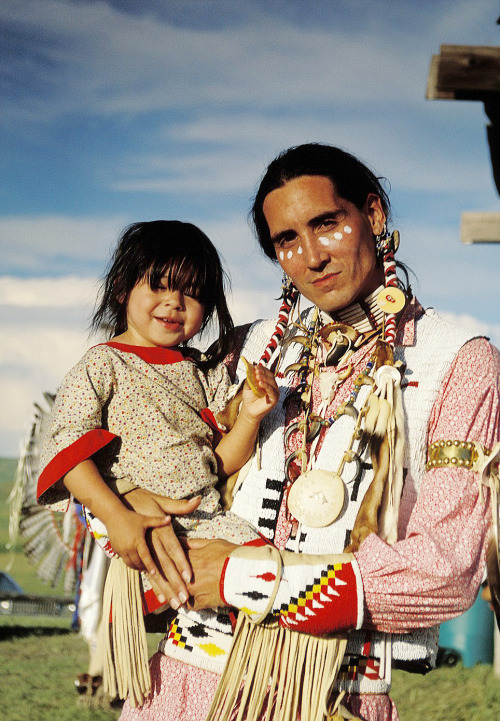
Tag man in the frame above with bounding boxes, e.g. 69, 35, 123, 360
126, 144, 500, 721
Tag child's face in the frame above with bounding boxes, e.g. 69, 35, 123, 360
123, 277, 205, 348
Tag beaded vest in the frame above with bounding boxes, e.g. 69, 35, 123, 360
229, 305, 478, 692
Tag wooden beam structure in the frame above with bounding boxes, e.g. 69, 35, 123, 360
427, 45, 500, 101
427, 44, 500, 243
461, 211, 500, 244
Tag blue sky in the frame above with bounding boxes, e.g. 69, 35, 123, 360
1, 0, 500, 457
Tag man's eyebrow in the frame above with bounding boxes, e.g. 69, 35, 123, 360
270, 209, 346, 245
271, 228, 295, 245
309, 210, 345, 227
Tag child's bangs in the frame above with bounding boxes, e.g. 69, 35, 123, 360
147, 254, 210, 301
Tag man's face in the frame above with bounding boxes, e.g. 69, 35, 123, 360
263, 175, 386, 314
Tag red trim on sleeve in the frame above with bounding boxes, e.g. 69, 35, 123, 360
245, 536, 269, 547
219, 555, 232, 606
37, 429, 118, 500
200, 407, 224, 433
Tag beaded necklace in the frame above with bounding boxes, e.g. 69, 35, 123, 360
283, 281, 404, 532
254, 230, 406, 539
282, 308, 375, 527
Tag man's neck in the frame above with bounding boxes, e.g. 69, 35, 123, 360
321, 285, 385, 334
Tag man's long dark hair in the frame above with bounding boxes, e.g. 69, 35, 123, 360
252, 143, 391, 259
251, 143, 411, 291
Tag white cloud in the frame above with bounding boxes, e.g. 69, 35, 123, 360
147, 112, 491, 196
3, 0, 496, 204
200, 215, 275, 271
0, 274, 99, 456
2, 325, 90, 388
112, 153, 267, 194
0, 378, 54, 459
386, 220, 500, 332
0, 276, 98, 307
229, 287, 281, 328
0, 321, 91, 458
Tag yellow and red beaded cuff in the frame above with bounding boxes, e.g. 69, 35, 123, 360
222, 544, 363, 635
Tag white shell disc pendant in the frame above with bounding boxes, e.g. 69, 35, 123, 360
287, 469, 345, 527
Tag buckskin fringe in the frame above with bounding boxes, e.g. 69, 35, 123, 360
101, 557, 151, 707
205, 612, 349, 721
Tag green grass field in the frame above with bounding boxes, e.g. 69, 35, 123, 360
0, 458, 119, 719
2, 457, 500, 720
0, 617, 121, 721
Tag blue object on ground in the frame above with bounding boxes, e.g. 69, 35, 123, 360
0, 572, 24, 593
439, 592, 494, 667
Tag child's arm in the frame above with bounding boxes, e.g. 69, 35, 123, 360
214, 364, 278, 478
63, 459, 170, 576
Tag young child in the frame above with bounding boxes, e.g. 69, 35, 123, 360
37, 220, 277, 712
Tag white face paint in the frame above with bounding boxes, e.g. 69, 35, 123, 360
344, 225, 352, 234
318, 236, 331, 246
297, 246, 303, 254
333, 232, 343, 240
287, 250, 293, 259
279, 251, 284, 261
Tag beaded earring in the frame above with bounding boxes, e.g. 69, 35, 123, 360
281, 271, 293, 296
259, 275, 299, 368
375, 223, 396, 259
375, 224, 386, 258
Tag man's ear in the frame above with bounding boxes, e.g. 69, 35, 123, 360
364, 193, 386, 236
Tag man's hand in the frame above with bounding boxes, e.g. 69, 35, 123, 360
184, 537, 238, 610
123, 488, 201, 609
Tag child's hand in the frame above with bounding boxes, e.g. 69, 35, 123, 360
106, 507, 170, 577
241, 364, 279, 422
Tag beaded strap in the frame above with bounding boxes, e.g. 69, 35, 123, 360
380, 236, 399, 347
259, 282, 299, 367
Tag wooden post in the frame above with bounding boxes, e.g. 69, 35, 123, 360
427, 44, 500, 195
426, 44, 500, 100
461, 211, 500, 243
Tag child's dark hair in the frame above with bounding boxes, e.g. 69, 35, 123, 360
91, 220, 234, 369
